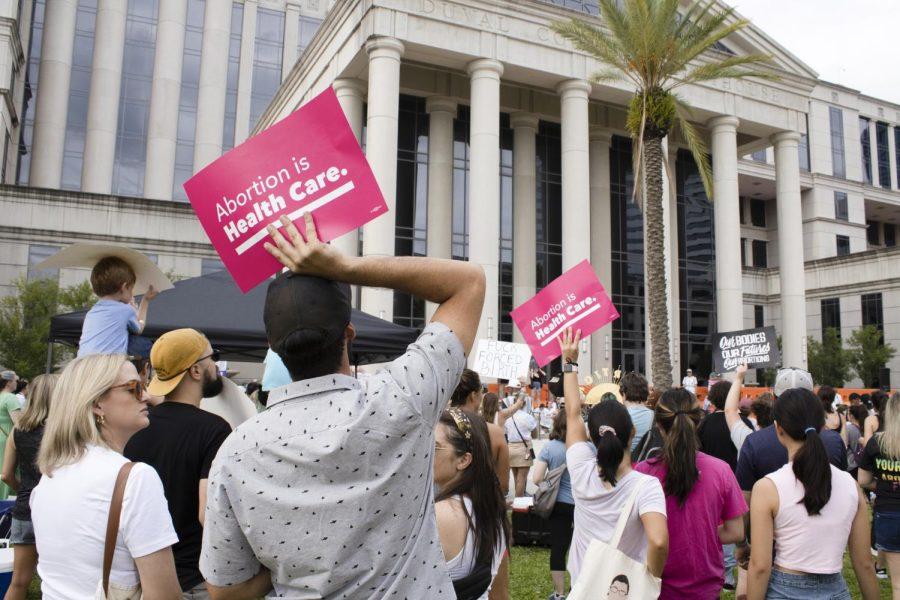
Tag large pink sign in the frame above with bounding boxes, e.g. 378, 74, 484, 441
183, 87, 387, 292
510, 260, 620, 366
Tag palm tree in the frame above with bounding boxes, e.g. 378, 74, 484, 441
553, 0, 775, 387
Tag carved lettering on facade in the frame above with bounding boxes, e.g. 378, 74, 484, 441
718, 79, 780, 104
420, 0, 510, 33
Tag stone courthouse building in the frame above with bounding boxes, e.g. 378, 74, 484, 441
2, 0, 899, 386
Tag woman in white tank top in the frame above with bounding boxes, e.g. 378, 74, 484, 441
433, 408, 508, 600
747, 388, 879, 599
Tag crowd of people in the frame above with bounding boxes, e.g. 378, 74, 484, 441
0, 211, 894, 599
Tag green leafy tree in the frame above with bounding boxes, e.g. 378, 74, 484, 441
807, 328, 851, 388
0, 277, 97, 378
552, 0, 774, 386
848, 325, 896, 388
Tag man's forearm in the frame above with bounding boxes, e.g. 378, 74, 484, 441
338, 255, 482, 305
207, 568, 271, 600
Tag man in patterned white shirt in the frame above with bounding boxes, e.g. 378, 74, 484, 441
200, 214, 485, 599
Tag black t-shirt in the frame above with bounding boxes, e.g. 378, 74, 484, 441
12, 426, 44, 521
858, 436, 900, 513
697, 411, 753, 472
124, 402, 231, 590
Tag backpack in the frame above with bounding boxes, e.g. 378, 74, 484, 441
532, 463, 567, 519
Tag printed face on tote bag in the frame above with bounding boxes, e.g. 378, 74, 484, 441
607, 574, 630, 598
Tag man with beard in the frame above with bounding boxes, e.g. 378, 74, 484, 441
125, 328, 231, 599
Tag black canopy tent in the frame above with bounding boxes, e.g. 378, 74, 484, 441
48, 270, 420, 365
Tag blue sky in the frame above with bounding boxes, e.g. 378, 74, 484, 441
732, 0, 900, 104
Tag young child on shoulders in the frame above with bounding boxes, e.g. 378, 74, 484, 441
77, 256, 157, 357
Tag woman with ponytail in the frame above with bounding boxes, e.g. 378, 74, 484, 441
558, 329, 668, 591
635, 387, 747, 599
748, 388, 878, 599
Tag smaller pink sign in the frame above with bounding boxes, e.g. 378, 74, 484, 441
183, 87, 387, 292
510, 260, 619, 366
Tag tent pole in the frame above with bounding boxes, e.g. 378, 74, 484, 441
45, 343, 53, 374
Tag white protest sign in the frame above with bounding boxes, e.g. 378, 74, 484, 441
473, 339, 532, 381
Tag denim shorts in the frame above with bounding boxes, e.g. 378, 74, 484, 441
9, 517, 35, 545
766, 569, 849, 599
874, 511, 900, 552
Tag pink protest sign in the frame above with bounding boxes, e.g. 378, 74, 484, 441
183, 87, 386, 292
510, 260, 619, 366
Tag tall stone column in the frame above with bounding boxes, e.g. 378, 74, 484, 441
144, 0, 188, 199
360, 37, 404, 321
511, 113, 539, 344
233, 0, 257, 146
30, 0, 78, 188
467, 58, 503, 348
193, 0, 233, 171
773, 131, 807, 368
425, 97, 457, 320
331, 78, 366, 263
709, 116, 743, 333
589, 128, 612, 375
81, 0, 127, 194
282, 1, 300, 81
558, 79, 592, 369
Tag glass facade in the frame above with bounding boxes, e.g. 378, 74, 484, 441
222, 3, 243, 152
798, 132, 810, 172
896, 128, 900, 188
393, 96, 429, 330
610, 135, 644, 375
876, 121, 890, 189
27, 244, 60, 281
833, 191, 848, 221
111, 0, 158, 196
829, 107, 845, 179
498, 115, 514, 342
754, 305, 764, 328
859, 116, 872, 184
885, 224, 896, 248
751, 240, 767, 267
821, 297, 840, 339
677, 149, 716, 378
451, 106, 470, 261
172, 0, 206, 201
862, 292, 884, 333
535, 122, 563, 291
749, 198, 766, 227
17, 0, 45, 184
298, 14, 322, 56
249, 8, 284, 130
60, 0, 97, 190
836, 234, 850, 256
867, 221, 880, 246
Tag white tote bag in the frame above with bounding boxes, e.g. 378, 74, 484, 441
567, 478, 662, 600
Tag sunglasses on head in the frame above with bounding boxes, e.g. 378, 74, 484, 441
108, 379, 145, 401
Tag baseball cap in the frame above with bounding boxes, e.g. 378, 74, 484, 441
773, 367, 814, 398
0, 371, 16, 382
148, 328, 209, 397
264, 272, 351, 358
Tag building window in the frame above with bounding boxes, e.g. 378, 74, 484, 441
498, 115, 514, 341
861, 292, 884, 333
27, 244, 60, 281
833, 191, 848, 221
536, 121, 563, 290
829, 107, 845, 179
17, 0, 45, 184
297, 15, 322, 56
392, 96, 428, 330
739, 197, 747, 224
885, 224, 896, 248
171, 0, 207, 201
750, 198, 766, 227
821, 298, 841, 339
677, 148, 717, 380
112, 0, 159, 197
895, 127, 900, 189
751, 149, 766, 162
222, 2, 243, 153
60, 0, 98, 190
860, 116, 872, 184
740, 238, 747, 267
867, 221, 880, 246
451, 106, 469, 260
751, 239, 767, 267
611, 135, 646, 375
754, 305, 764, 328
798, 132, 810, 172
836, 235, 850, 256
876, 122, 891, 189
249, 8, 284, 130
201, 258, 224, 275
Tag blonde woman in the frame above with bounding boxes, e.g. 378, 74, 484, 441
30, 354, 181, 600
859, 391, 900, 598
0, 374, 56, 600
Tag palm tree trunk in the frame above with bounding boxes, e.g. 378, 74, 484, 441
643, 135, 673, 388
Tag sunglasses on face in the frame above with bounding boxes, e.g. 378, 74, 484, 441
108, 379, 145, 401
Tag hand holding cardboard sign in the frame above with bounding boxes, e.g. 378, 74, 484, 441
264, 213, 349, 278
558, 328, 581, 364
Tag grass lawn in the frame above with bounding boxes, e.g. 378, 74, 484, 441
22, 548, 893, 599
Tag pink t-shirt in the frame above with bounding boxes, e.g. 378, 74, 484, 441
635, 452, 748, 600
